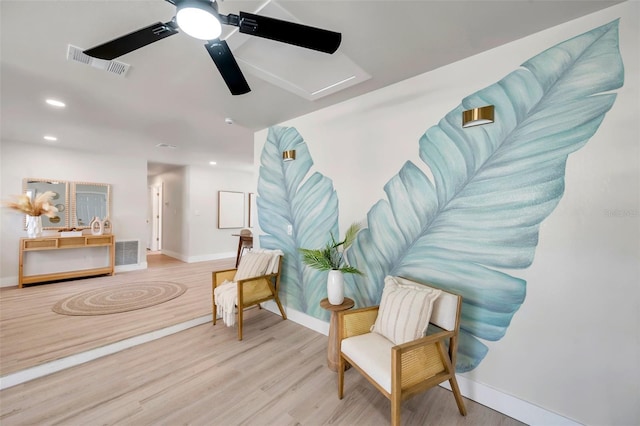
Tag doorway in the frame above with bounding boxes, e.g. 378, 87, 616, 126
147, 183, 163, 252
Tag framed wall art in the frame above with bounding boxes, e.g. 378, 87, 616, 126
218, 190, 244, 229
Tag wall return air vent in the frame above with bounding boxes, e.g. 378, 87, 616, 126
115, 240, 139, 266
66, 45, 131, 77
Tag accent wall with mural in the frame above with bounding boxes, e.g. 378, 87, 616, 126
257, 18, 624, 374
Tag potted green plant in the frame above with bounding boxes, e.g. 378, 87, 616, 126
300, 222, 363, 305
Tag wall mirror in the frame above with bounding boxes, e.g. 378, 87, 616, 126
23, 178, 69, 229
72, 182, 111, 228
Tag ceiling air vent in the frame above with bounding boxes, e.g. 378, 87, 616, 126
66, 45, 131, 77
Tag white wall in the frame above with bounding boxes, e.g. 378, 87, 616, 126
0, 140, 148, 285
2, 144, 256, 284
186, 165, 255, 262
254, 2, 639, 425
148, 165, 255, 262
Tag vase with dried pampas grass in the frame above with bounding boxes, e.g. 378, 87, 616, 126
5, 191, 59, 238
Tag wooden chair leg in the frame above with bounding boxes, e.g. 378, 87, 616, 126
338, 355, 345, 399
391, 350, 402, 426
237, 306, 243, 341
273, 294, 287, 320
391, 392, 401, 426
449, 376, 467, 416
237, 286, 243, 341
211, 274, 217, 325
235, 238, 243, 268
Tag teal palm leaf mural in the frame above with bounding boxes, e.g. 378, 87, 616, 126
257, 126, 339, 319
258, 20, 624, 371
347, 19, 623, 371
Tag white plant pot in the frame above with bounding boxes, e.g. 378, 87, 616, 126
327, 270, 345, 305
26, 215, 42, 238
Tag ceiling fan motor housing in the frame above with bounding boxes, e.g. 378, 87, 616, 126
175, 0, 222, 40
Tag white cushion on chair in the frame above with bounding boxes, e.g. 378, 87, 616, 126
372, 276, 441, 345
341, 332, 395, 394
234, 252, 272, 281
394, 276, 459, 331
248, 249, 284, 274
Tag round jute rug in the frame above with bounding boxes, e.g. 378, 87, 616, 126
52, 281, 188, 316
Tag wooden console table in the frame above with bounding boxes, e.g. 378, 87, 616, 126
19, 234, 115, 288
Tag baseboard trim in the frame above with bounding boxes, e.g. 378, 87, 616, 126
158, 250, 236, 264
186, 251, 237, 263
160, 249, 188, 262
261, 300, 329, 336
115, 262, 147, 273
0, 276, 19, 288
441, 376, 581, 425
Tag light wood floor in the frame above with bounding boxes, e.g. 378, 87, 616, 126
0, 254, 234, 375
0, 254, 524, 425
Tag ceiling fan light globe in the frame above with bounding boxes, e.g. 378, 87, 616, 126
176, 6, 222, 40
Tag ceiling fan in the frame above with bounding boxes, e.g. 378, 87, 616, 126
83, 0, 342, 95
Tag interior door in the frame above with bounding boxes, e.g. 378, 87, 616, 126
147, 186, 154, 250
147, 184, 162, 251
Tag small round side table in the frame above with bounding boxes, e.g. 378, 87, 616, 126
320, 297, 354, 372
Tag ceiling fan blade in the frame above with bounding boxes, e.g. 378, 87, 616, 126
84, 21, 179, 60
205, 40, 251, 96
235, 12, 341, 54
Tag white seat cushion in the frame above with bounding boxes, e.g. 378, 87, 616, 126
341, 332, 395, 394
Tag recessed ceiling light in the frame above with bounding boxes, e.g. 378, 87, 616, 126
43, 135, 58, 141
45, 99, 66, 108
209, 161, 217, 165
155, 143, 177, 149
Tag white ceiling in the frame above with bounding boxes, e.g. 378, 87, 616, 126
0, 0, 623, 175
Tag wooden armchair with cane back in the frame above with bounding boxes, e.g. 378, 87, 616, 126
337, 276, 467, 426
212, 250, 286, 340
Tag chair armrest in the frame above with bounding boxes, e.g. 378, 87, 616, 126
392, 330, 455, 391
338, 306, 379, 340
236, 273, 280, 305
213, 269, 237, 287
397, 329, 454, 352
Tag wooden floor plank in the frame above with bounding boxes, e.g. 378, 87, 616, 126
0, 310, 524, 425
0, 254, 524, 425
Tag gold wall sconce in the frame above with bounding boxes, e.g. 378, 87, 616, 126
462, 105, 495, 128
282, 150, 296, 161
